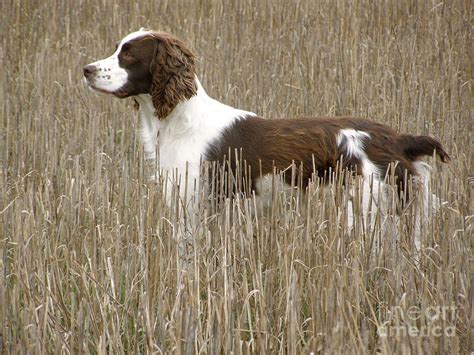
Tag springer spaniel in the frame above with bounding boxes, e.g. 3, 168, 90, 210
83, 29, 449, 225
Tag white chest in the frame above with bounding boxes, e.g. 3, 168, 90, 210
157, 126, 207, 173
135, 87, 255, 199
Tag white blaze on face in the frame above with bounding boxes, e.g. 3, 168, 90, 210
84, 29, 150, 94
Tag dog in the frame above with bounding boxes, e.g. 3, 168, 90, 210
83, 29, 450, 243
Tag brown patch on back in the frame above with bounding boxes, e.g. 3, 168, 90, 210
206, 116, 340, 189
205, 116, 449, 196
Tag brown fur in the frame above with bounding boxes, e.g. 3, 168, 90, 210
148, 32, 198, 118
205, 116, 450, 195
105, 30, 450, 197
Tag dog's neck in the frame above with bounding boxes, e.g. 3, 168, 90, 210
134, 77, 255, 162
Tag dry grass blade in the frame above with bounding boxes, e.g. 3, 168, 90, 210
1, 0, 471, 353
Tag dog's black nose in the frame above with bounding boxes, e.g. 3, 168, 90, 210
83, 64, 97, 78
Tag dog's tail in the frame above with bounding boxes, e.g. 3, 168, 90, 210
398, 134, 450, 163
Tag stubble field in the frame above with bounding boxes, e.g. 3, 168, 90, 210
1, 0, 471, 353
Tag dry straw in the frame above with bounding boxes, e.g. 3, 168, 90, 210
0, 0, 471, 353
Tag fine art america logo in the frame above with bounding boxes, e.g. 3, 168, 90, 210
378, 305, 456, 338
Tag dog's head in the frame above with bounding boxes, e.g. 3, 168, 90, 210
83, 29, 197, 118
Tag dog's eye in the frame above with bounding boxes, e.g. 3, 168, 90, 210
122, 51, 133, 60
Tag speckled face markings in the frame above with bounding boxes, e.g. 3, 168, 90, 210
83, 30, 150, 97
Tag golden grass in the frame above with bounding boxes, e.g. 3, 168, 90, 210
0, 0, 471, 353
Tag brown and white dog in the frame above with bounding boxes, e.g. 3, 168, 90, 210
83, 29, 449, 228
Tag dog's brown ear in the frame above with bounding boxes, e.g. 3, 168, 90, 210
150, 34, 197, 119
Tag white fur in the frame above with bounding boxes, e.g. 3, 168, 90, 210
336, 129, 380, 178
336, 129, 370, 158
135, 94, 160, 161
255, 174, 293, 211
412, 160, 442, 250
337, 128, 386, 232
84, 31, 441, 259
84, 30, 149, 94
138, 79, 255, 205
412, 160, 434, 213
84, 29, 256, 209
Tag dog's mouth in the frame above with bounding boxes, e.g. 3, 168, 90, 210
113, 88, 129, 98
85, 81, 129, 98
